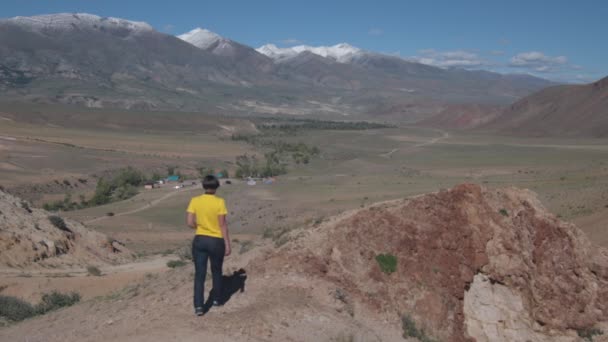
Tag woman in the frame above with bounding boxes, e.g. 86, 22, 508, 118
186, 175, 231, 316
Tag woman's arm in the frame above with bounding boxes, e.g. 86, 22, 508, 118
219, 214, 231, 256
186, 212, 196, 229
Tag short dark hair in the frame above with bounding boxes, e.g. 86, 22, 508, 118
202, 175, 220, 190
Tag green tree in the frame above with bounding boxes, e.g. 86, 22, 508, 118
91, 178, 112, 205
196, 165, 215, 178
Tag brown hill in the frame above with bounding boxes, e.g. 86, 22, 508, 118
417, 103, 503, 130
484, 76, 608, 137
1, 184, 607, 341
0, 189, 133, 269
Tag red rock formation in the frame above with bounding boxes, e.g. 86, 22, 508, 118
256, 184, 608, 341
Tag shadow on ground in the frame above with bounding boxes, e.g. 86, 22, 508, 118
204, 268, 247, 313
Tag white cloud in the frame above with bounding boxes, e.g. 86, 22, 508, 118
410, 49, 488, 68
368, 28, 383, 36
509, 51, 568, 72
279, 38, 302, 45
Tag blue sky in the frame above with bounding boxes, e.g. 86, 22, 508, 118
2, 0, 607, 82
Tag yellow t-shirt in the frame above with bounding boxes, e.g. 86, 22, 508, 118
186, 194, 228, 238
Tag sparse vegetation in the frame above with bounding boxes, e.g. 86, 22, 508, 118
255, 117, 394, 133
176, 245, 193, 261
44, 167, 147, 211
263, 226, 296, 247
43, 193, 81, 212
0, 291, 80, 323
235, 153, 287, 178
196, 165, 215, 178
239, 240, 254, 254
232, 129, 321, 177
375, 253, 397, 274
35, 291, 80, 314
90, 167, 144, 205
167, 260, 187, 268
48, 215, 70, 232
20, 200, 32, 213
402, 314, 438, 342
577, 327, 604, 341
0, 296, 36, 322
86, 265, 102, 277
499, 209, 509, 217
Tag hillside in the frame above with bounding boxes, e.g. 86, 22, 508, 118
0, 189, 132, 269
2, 184, 606, 341
484, 76, 608, 137
416, 103, 502, 129
0, 13, 555, 118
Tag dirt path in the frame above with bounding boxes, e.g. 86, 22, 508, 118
0, 255, 175, 278
380, 129, 450, 157
84, 183, 200, 224
414, 129, 450, 147
0, 255, 177, 301
380, 148, 399, 158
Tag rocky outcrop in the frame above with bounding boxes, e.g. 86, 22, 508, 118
256, 184, 608, 341
0, 189, 133, 269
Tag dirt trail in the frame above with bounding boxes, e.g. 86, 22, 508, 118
380, 129, 450, 157
85, 183, 199, 224
0, 255, 175, 278
0, 255, 177, 302
414, 129, 450, 147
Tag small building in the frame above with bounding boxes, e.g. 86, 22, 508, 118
166, 175, 180, 182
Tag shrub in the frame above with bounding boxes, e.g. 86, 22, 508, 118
20, 201, 32, 213
167, 260, 187, 268
401, 314, 437, 342
239, 240, 254, 254
0, 296, 36, 321
577, 328, 604, 341
35, 291, 80, 314
196, 166, 215, 178
176, 245, 193, 261
499, 209, 509, 217
375, 253, 397, 274
87, 265, 102, 277
48, 215, 71, 233
106, 212, 115, 217
0, 292, 80, 322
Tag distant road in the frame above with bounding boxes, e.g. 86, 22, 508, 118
84, 182, 199, 224
414, 129, 450, 147
381, 129, 450, 158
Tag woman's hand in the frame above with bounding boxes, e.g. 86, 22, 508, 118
225, 244, 231, 256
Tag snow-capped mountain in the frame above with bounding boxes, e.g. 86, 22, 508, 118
177, 28, 273, 71
257, 43, 362, 63
178, 28, 223, 49
0, 13, 556, 114
6, 13, 153, 34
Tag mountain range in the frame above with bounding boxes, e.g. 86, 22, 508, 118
0, 13, 557, 120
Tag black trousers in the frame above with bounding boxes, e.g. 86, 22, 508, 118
192, 235, 225, 309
